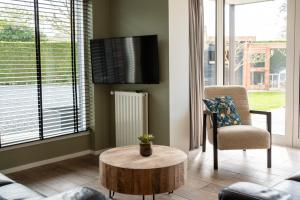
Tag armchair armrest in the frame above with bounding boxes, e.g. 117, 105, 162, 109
219, 182, 292, 200
203, 110, 218, 130
202, 110, 218, 156
44, 187, 108, 200
250, 110, 272, 133
202, 109, 218, 169
203, 109, 214, 115
250, 110, 271, 115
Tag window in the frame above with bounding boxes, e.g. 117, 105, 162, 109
203, 0, 216, 86
251, 72, 265, 85
0, 0, 92, 147
251, 53, 266, 68
208, 0, 300, 146
224, 0, 287, 135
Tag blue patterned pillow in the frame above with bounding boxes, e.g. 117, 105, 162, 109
203, 96, 242, 128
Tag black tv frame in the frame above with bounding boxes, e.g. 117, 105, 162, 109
90, 34, 160, 84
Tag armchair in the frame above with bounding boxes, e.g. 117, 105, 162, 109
202, 86, 272, 170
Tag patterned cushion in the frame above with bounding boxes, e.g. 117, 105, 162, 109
203, 96, 242, 127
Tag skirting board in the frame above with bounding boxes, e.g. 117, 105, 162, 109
1, 149, 107, 174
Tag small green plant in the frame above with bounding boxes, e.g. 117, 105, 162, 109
138, 134, 154, 144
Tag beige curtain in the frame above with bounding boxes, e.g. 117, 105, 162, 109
189, 0, 204, 150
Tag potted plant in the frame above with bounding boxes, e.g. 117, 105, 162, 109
137, 134, 154, 157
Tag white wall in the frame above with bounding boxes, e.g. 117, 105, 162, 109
169, 0, 190, 153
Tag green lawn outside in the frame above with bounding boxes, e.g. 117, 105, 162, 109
0, 41, 73, 85
248, 91, 285, 111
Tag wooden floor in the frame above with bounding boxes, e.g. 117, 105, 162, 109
7, 145, 300, 200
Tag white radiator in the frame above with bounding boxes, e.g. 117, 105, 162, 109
113, 91, 148, 147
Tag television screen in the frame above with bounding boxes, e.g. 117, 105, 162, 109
90, 35, 159, 84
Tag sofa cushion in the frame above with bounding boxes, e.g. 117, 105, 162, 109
273, 180, 300, 199
0, 173, 14, 187
0, 183, 44, 200
44, 187, 108, 200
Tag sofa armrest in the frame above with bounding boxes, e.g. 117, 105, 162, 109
287, 171, 300, 182
219, 182, 293, 200
44, 187, 108, 200
0, 173, 15, 187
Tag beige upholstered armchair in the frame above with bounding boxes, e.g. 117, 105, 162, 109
202, 86, 271, 170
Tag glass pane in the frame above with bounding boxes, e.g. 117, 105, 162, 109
0, 0, 40, 146
224, 0, 287, 135
75, 1, 88, 132
204, 0, 216, 86
39, 0, 75, 138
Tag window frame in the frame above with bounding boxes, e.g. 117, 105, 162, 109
213, 0, 296, 147
0, 0, 90, 148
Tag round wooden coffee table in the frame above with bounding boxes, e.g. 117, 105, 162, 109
99, 145, 187, 199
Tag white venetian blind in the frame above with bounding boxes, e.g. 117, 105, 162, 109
0, 0, 92, 147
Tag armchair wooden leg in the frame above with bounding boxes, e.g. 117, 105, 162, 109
267, 148, 271, 168
202, 113, 207, 152
212, 113, 218, 170
213, 145, 218, 170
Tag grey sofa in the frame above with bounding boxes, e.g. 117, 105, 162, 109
0, 173, 108, 200
219, 171, 300, 200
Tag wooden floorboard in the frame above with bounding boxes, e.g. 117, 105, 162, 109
7, 145, 300, 200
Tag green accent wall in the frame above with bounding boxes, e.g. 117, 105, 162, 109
92, 0, 170, 147
91, 0, 112, 150
0, 134, 90, 170
109, 0, 170, 146
0, 0, 171, 171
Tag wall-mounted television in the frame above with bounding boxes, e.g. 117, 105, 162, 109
90, 35, 159, 84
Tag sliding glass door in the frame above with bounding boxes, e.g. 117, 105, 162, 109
292, 0, 300, 147
204, 0, 300, 146
223, 0, 293, 145
203, 0, 216, 86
